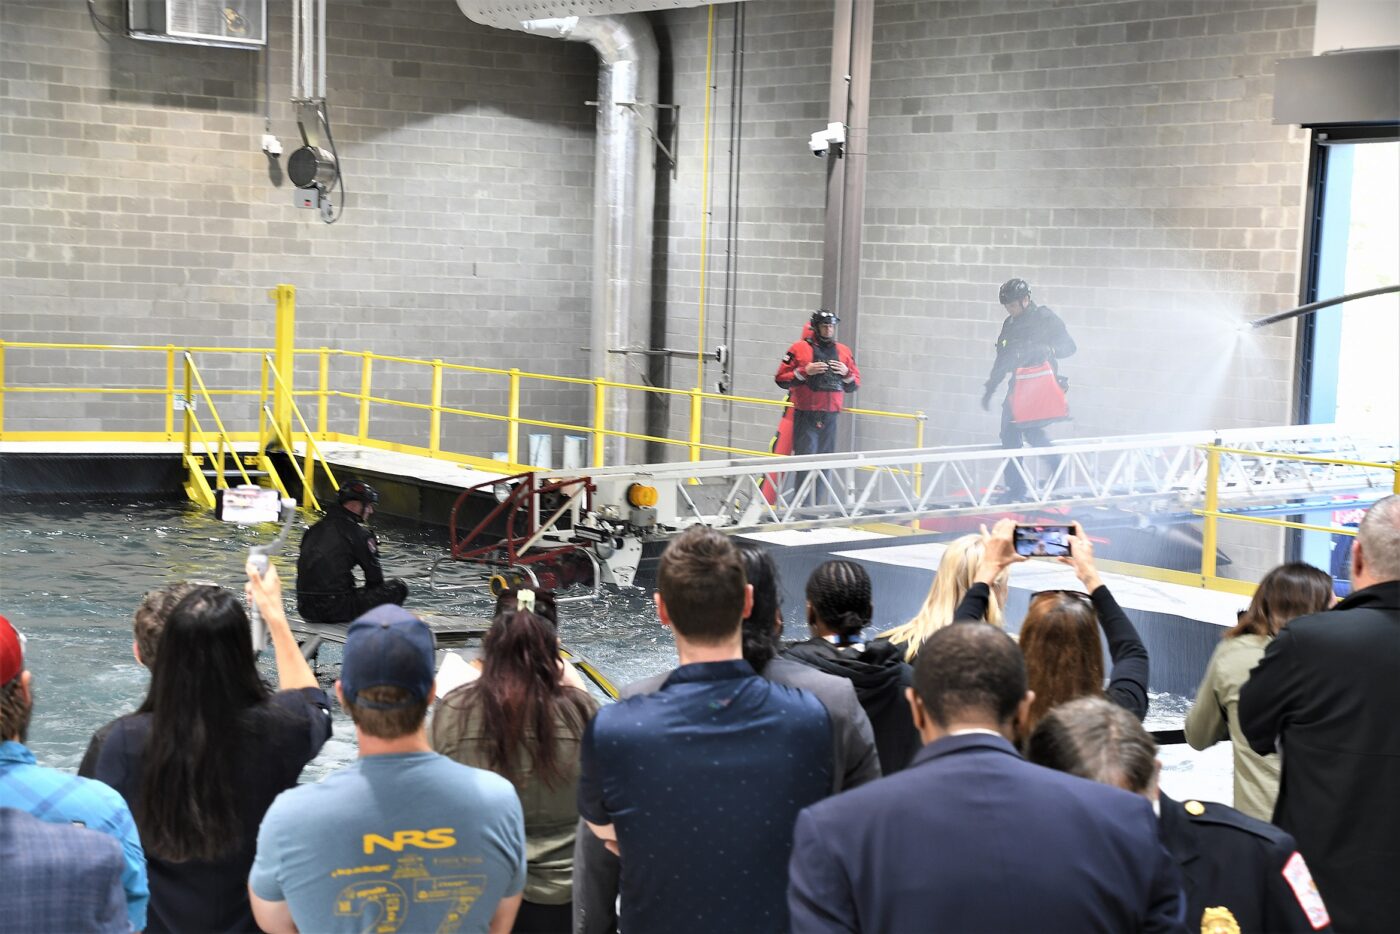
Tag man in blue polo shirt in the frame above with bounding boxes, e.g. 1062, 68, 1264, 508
577, 526, 833, 934
0, 614, 149, 932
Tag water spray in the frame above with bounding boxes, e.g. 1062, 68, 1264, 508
1248, 284, 1400, 329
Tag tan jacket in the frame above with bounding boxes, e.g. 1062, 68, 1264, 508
1183, 634, 1279, 821
430, 687, 598, 905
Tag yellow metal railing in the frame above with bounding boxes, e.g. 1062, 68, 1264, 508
181, 352, 255, 509
259, 353, 337, 510
1, 287, 928, 501
0, 340, 928, 488
1194, 443, 1400, 585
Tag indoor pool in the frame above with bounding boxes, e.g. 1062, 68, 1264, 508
0, 499, 1231, 799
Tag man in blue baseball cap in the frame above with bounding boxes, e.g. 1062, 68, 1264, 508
249, 606, 527, 934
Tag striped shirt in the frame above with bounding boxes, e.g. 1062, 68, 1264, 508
0, 740, 148, 931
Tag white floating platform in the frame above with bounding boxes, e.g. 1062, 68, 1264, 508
300, 442, 511, 492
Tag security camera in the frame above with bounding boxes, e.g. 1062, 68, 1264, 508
808, 122, 847, 158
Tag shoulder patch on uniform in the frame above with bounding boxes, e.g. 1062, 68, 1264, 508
1184, 800, 1205, 816
1281, 851, 1330, 930
782, 351, 794, 364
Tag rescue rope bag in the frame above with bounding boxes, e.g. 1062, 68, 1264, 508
1009, 362, 1069, 424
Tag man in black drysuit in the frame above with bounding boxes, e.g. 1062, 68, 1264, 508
981, 277, 1076, 501
295, 479, 408, 623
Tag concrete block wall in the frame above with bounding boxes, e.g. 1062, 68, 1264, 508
0, 0, 598, 453
654, 0, 1315, 461
3, 0, 1318, 551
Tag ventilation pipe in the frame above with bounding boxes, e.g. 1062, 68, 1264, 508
456, 6, 659, 466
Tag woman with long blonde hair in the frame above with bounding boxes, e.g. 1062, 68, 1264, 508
882, 531, 1010, 662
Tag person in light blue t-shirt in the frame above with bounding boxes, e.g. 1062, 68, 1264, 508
0, 614, 149, 933
249, 604, 526, 934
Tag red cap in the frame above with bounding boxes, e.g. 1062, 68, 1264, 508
0, 615, 23, 684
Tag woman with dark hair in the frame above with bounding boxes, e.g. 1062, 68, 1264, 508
431, 606, 599, 933
1185, 562, 1333, 820
1016, 523, 1149, 736
92, 566, 330, 933
783, 559, 918, 774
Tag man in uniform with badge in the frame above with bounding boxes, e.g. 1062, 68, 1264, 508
296, 479, 409, 623
1029, 697, 1331, 933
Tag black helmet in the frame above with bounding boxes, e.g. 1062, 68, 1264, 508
337, 479, 379, 507
810, 309, 840, 328
998, 278, 1031, 305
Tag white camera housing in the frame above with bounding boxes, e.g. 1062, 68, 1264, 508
808, 122, 847, 158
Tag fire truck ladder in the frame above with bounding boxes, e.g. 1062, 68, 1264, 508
544, 424, 1397, 535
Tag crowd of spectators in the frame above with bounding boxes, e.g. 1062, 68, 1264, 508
2, 494, 1398, 932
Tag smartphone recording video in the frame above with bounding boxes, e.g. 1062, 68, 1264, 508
215, 485, 284, 525
1014, 523, 1074, 558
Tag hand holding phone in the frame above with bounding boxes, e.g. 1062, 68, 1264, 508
1056, 522, 1103, 592
974, 518, 1027, 584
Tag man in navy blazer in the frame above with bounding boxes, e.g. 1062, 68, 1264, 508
788, 622, 1186, 933
0, 807, 128, 933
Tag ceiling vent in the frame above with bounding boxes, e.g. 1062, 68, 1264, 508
127, 0, 267, 50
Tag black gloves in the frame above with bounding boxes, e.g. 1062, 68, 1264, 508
980, 387, 995, 411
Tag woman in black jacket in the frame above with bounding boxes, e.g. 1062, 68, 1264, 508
783, 560, 919, 774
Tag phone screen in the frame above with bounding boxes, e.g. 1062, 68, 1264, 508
216, 486, 283, 525
1014, 524, 1073, 558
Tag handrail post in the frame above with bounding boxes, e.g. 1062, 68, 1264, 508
269, 284, 296, 446
357, 354, 372, 443
914, 412, 926, 493
507, 369, 521, 465
592, 381, 606, 468
163, 345, 175, 439
317, 347, 329, 439
0, 340, 7, 438
429, 359, 443, 455
1201, 444, 1221, 579
1393, 460, 1400, 495
688, 390, 703, 463
257, 355, 270, 452
183, 352, 192, 456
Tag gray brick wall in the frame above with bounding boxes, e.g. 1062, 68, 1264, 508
1, 0, 598, 455
653, 0, 1314, 464
3, 0, 1316, 558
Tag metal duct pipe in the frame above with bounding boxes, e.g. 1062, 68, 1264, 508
456, 6, 659, 466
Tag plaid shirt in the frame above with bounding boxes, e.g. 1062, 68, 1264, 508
0, 740, 148, 931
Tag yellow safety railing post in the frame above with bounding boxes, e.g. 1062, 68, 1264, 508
592, 381, 606, 468
1201, 445, 1221, 580
357, 353, 372, 443
183, 352, 193, 456
429, 359, 443, 455
688, 390, 703, 463
914, 412, 926, 493
269, 284, 296, 446
0, 340, 7, 437
1393, 460, 1400, 495
163, 345, 175, 439
317, 347, 330, 439
507, 369, 521, 465
257, 355, 270, 452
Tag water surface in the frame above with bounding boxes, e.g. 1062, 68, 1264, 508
0, 500, 1230, 800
